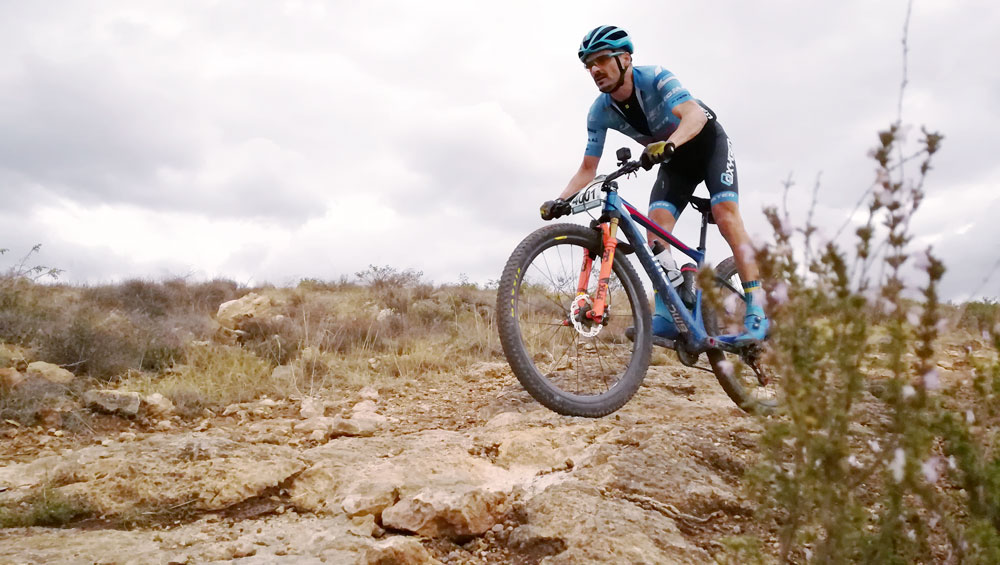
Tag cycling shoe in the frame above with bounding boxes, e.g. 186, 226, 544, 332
743, 303, 770, 341
717, 303, 770, 346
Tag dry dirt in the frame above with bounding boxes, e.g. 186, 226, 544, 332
8, 336, 974, 564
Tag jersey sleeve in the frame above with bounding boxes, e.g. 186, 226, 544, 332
584, 102, 607, 157
653, 66, 693, 112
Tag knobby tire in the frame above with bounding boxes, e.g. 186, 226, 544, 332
497, 223, 652, 417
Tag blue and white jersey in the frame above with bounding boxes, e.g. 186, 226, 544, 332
584, 65, 712, 157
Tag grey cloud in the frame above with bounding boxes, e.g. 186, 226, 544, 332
0, 56, 199, 204
0, 54, 334, 224
392, 104, 563, 229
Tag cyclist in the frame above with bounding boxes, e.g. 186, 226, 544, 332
540, 25, 768, 343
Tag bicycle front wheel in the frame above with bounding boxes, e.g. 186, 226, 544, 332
497, 223, 652, 417
705, 256, 781, 414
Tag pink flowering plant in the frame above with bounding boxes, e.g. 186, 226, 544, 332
720, 96, 1000, 561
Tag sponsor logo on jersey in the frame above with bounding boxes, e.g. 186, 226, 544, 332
721, 138, 735, 187
657, 76, 676, 90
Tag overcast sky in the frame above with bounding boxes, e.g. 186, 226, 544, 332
2, 1, 997, 301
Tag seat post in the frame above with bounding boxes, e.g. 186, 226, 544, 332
698, 211, 709, 256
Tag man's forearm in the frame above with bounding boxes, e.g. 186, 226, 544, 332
666, 117, 706, 148
559, 168, 597, 200
666, 105, 708, 148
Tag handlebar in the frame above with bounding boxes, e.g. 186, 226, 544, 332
542, 148, 659, 221
600, 159, 643, 189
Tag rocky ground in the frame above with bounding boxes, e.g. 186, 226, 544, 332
1, 354, 784, 564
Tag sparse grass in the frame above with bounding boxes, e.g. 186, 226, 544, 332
0, 487, 93, 528
118, 342, 274, 410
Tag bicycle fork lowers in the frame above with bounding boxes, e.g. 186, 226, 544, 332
573, 221, 619, 329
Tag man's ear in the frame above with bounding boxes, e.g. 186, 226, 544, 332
622, 52, 633, 67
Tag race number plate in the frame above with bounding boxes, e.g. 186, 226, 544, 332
568, 176, 606, 214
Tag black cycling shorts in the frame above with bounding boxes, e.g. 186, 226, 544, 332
648, 120, 739, 219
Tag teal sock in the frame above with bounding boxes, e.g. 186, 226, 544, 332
742, 280, 765, 314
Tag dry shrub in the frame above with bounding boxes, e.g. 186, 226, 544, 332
297, 277, 357, 292
118, 342, 273, 411
83, 279, 173, 318
0, 378, 86, 429
355, 264, 426, 313
34, 306, 187, 381
0, 266, 502, 414
960, 299, 1000, 335
0, 277, 237, 382
237, 315, 303, 366
84, 278, 245, 318
0, 278, 60, 345
164, 278, 245, 313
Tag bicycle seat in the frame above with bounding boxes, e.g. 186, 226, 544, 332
689, 196, 716, 224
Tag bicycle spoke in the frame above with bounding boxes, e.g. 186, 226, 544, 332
591, 337, 612, 391
528, 261, 576, 312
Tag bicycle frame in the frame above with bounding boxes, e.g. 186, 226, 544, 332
579, 185, 740, 354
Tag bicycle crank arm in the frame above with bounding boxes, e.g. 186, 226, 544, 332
651, 335, 676, 349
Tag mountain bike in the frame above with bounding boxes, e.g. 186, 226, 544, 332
496, 147, 779, 417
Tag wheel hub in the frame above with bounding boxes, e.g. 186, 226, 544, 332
569, 295, 603, 338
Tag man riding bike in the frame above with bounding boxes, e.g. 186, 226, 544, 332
540, 25, 768, 343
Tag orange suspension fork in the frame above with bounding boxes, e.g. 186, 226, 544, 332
586, 219, 619, 323
575, 246, 595, 294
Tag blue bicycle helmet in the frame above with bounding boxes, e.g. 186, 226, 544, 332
578, 25, 634, 62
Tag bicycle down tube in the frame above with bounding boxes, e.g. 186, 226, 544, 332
602, 191, 714, 352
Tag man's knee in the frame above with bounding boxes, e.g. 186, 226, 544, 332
712, 203, 745, 236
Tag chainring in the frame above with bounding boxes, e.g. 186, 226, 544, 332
676, 346, 700, 367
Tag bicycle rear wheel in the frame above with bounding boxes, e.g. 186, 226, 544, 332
497, 223, 652, 417
705, 256, 781, 414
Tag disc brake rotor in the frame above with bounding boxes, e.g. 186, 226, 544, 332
569, 295, 603, 338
